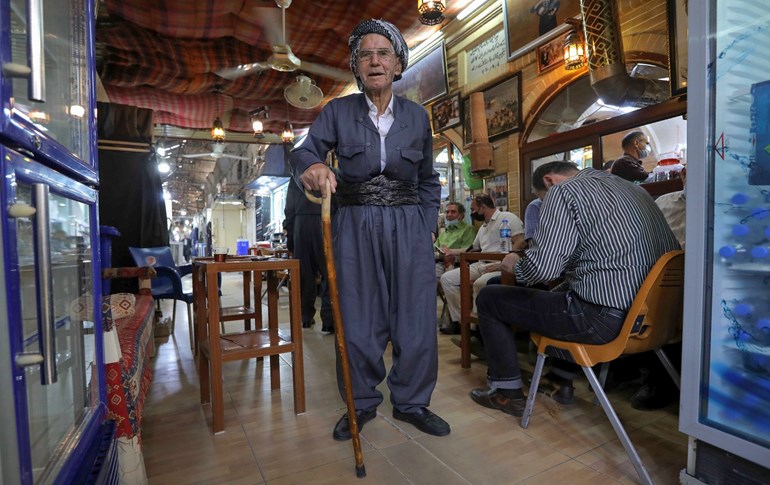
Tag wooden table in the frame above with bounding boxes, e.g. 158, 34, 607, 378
458, 252, 513, 369
193, 257, 305, 433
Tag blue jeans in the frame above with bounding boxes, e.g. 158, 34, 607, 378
476, 285, 626, 387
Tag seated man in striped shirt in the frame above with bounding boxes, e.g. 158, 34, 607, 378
469, 161, 679, 416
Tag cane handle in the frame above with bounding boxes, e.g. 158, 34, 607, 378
304, 190, 322, 205
303, 180, 332, 220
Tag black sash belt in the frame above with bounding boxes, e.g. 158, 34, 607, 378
336, 175, 419, 207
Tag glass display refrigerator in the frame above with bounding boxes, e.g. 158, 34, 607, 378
0, 0, 115, 483
681, 0, 770, 481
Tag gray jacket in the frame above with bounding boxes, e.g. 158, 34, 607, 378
290, 93, 441, 230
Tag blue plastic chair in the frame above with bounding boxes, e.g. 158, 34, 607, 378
128, 246, 194, 349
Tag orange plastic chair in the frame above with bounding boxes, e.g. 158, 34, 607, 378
521, 250, 684, 485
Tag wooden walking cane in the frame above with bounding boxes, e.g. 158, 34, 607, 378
306, 179, 366, 478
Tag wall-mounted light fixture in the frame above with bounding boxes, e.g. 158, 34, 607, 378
211, 116, 226, 142
563, 21, 587, 71
281, 121, 294, 144
249, 106, 269, 138
418, 0, 445, 25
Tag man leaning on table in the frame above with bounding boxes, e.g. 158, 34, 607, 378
469, 161, 679, 416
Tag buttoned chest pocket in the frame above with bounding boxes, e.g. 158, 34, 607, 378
397, 148, 423, 179
337, 144, 370, 180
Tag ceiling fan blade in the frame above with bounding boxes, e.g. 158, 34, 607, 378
182, 153, 215, 159
259, 7, 284, 46
300, 61, 355, 83
223, 154, 251, 161
216, 61, 270, 81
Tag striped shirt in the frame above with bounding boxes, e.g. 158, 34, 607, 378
515, 169, 680, 310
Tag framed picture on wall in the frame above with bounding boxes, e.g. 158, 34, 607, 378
503, 0, 581, 61
483, 174, 509, 212
462, 97, 472, 147
431, 92, 462, 133
393, 41, 448, 105
667, 0, 688, 96
536, 31, 568, 74
482, 72, 523, 141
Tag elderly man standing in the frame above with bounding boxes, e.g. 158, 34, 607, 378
469, 161, 679, 416
438, 194, 524, 335
435, 202, 477, 278
290, 19, 449, 440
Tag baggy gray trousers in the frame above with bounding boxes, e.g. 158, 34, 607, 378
333, 204, 438, 413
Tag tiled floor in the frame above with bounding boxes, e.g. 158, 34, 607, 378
140, 273, 686, 484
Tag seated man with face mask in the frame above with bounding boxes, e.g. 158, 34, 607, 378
435, 201, 477, 278
611, 131, 654, 183
438, 194, 525, 335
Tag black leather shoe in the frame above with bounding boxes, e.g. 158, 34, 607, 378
551, 383, 575, 404
392, 407, 450, 436
470, 388, 526, 417
332, 408, 377, 441
302, 319, 314, 328
533, 372, 575, 405
439, 321, 461, 335
321, 324, 335, 334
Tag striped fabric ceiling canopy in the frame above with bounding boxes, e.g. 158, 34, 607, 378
96, 0, 458, 136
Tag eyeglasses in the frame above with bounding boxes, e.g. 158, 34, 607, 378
357, 48, 395, 63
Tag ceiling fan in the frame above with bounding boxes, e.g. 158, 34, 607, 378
215, 0, 354, 83
182, 143, 250, 161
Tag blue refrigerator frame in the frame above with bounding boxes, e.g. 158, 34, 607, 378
0, 0, 108, 483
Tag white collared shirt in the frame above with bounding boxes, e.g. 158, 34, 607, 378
472, 209, 524, 253
365, 94, 395, 172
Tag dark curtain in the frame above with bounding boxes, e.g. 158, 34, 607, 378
97, 102, 168, 292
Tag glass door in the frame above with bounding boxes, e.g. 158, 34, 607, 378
680, 0, 770, 469
3, 0, 95, 180
3, 149, 101, 484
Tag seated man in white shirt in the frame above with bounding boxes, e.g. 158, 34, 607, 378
439, 194, 525, 334
654, 167, 686, 248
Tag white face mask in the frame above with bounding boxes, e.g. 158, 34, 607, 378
445, 219, 459, 227
638, 143, 651, 159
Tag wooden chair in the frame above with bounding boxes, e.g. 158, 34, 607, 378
521, 250, 684, 485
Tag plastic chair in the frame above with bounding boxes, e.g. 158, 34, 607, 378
128, 246, 194, 349
521, 250, 684, 485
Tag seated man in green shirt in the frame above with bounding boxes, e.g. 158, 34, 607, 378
435, 202, 477, 278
